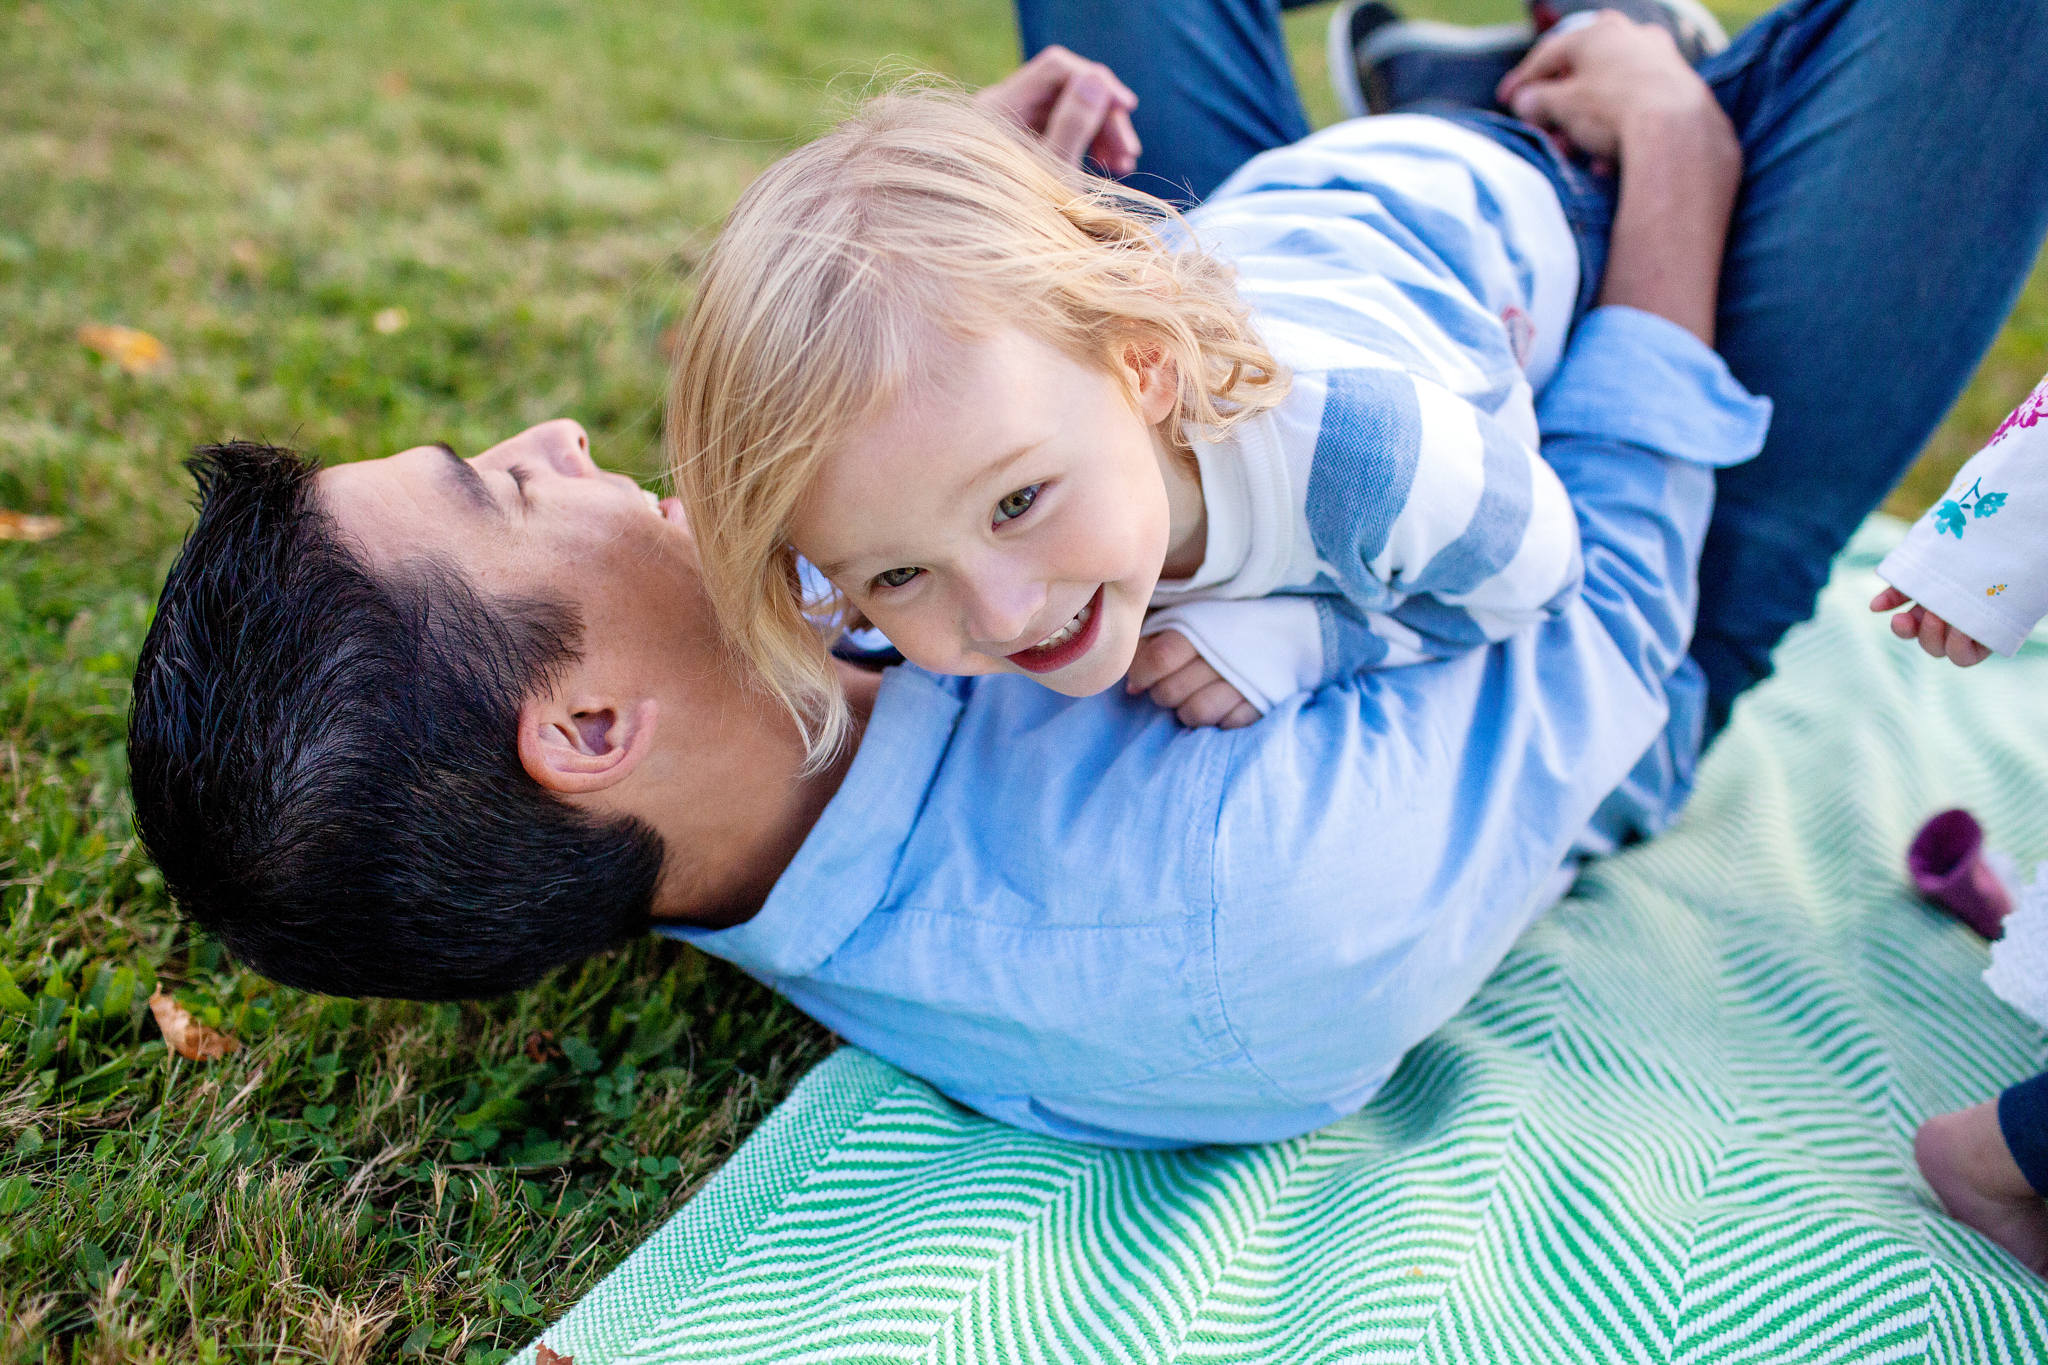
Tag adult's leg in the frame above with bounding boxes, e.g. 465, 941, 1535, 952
1014, 0, 1310, 204
1693, 0, 2048, 733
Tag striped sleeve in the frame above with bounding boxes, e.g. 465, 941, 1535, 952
1305, 365, 1584, 670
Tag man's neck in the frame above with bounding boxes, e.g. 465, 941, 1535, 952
656, 658, 883, 928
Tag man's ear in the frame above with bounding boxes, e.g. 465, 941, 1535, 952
1122, 339, 1180, 425
517, 693, 660, 795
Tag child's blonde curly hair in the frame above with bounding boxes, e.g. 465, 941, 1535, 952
669, 88, 1288, 768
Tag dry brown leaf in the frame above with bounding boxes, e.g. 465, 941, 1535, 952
535, 1345, 573, 1365
149, 990, 241, 1061
378, 70, 409, 97
0, 510, 62, 542
78, 322, 168, 375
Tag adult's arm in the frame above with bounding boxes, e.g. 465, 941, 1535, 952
1500, 12, 1743, 345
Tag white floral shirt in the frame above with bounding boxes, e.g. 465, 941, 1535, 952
1879, 372, 2048, 655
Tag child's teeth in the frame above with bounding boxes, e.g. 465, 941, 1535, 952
1032, 599, 1092, 651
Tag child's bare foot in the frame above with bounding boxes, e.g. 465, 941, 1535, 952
1916, 1101, 2048, 1275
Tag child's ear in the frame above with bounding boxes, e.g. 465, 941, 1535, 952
1123, 340, 1179, 424
517, 693, 660, 795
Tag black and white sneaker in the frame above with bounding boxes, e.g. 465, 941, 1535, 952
1328, 0, 1731, 122
1328, 0, 1534, 119
1529, 0, 1730, 64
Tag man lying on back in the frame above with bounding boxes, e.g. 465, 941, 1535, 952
129, 24, 1766, 1147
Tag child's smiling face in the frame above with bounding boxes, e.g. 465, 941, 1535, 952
789, 325, 1201, 698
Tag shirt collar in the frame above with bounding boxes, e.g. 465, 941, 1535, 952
653, 667, 964, 977
1152, 413, 1294, 602
1155, 428, 1253, 596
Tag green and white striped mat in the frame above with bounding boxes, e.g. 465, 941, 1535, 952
526, 519, 2048, 1363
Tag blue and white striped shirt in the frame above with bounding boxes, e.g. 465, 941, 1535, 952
1150, 117, 1597, 712
664, 306, 1773, 1148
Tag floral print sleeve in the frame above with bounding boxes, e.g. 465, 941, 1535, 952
1878, 372, 2048, 655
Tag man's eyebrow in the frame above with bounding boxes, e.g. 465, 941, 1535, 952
434, 442, 496, 515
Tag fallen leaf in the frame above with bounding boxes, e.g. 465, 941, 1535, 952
78, 322, 168, 375
536, 1345, 573, 1365
378, 70, 410, 97
149, 990, 241, 1061
372, 306, 408, 335
0, 510, 62, 542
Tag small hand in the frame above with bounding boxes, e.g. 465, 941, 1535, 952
975, 45, 1141, 176
1126, 629, 1261, 729
1496, 11, 1722, 164
1870, 586, 1991, 667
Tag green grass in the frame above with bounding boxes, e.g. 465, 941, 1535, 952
1, 0, 2042, 1359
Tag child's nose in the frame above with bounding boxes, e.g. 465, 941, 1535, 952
962, 577, 1049, 652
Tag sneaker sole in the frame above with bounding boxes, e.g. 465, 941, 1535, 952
1326, 0, 1387, 120
1644, 0, 1731, 55
1362, 19, 1534, 65
1534, 0, 1729, 58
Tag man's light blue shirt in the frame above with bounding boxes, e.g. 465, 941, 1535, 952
662, 308, 1770, 1148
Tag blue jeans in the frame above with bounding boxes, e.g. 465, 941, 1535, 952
2001, 1070, 2048, 1195
1016, 0, 2048, 734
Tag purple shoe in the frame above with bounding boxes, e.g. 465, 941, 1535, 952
1909, 809, 2014, 939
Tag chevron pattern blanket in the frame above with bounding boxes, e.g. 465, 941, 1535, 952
524, 521, 2048, 1364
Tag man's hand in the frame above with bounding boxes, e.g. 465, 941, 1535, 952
1871, 586, 1992, 667
1126, 629, 1261, 729
1497, 12, 1719, 164
1498, 10, 1740, 346
976, 45, 1141, 176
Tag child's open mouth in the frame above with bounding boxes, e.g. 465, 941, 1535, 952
1007, 586, 1103, 675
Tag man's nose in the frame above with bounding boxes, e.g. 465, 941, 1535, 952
483, 419, 595, 479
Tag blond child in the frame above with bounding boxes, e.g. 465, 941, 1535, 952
670, 83, 1599, 762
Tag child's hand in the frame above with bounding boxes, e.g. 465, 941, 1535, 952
1871, 586, 1992, 667
976, 46, 1141, 176
1126, 630, 1261, 729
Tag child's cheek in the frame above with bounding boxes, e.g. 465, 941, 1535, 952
874, 602, 971, 673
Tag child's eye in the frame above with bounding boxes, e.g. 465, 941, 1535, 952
993, 484, 1043, 525
873, 566, 921, 590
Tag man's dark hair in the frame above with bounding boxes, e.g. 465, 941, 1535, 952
128, 442, 664, 999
